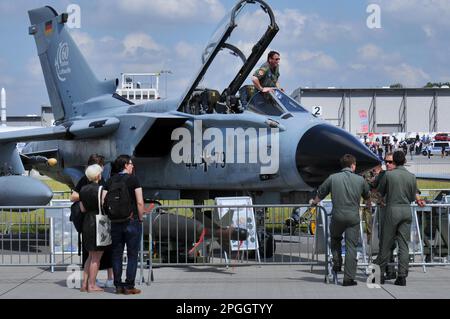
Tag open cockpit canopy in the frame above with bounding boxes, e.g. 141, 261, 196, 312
178, 0, 279, 114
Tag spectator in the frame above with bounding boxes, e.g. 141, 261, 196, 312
79, 164, 107, 293
70, 154, 114, 288
106, 155, 152, 295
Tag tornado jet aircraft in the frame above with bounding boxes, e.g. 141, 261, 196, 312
0, 0, 380, 208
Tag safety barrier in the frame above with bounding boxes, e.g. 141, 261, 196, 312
1, 200, 449, 286
144, 204, 330, 284
0, 202, 331, 281
145, 204, 327, 264
357, 203, 450, 272
0, 205, 81, 268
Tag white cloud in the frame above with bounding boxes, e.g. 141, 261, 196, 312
70, 31, 96, 57
352, 44, 430, 87
349, 64, 367, 71
311, 18, 355, 42
121, 63, 164, 75
175, 41, 200, 59
26, 56, 42, 79
122, 33, 162, 57
375, 0, 450, 26
274, 9, 308, 39
63, 30, 169, 84
117, 0, 225, 22
295, 50, 338, 70
356, 44, 401, 63
358, 44, 384, 61
234, 41, 259, 59
423, 25, 434, 38
384, 63, 430, 86
380, 0, 450, 13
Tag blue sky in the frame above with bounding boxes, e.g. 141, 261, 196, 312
0, 0, 449, 115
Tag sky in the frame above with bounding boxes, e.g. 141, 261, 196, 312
0, 0, 449, 115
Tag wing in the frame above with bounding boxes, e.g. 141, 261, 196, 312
0, 117, 121, 144
0, 126, 67, 144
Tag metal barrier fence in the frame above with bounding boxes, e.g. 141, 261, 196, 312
355, 203, 450, 271
52, 191, 71, 200
145, 204, 327, 265
1, 200, 449, 285
0, 205, 81, 269
143, 204, 330, 284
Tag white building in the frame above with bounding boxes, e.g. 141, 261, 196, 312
292, 87, 450, 135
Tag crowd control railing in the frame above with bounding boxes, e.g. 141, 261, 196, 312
2, 200, 450, 286
143, 204, 331, 284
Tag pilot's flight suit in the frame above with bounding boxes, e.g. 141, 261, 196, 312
317, 168, 370, 282
253, 62, 280, 88
371, 171, 396, 277
377, 166, 418, 280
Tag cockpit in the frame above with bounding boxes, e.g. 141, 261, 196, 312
176, 0, 313, 119
243, 87, 309, 117
177, 0, 281, 116
184, 85, 310, 118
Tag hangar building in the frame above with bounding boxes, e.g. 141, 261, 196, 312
292, 87, 450, 135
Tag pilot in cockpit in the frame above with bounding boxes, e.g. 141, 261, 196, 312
252, 51, 283, 94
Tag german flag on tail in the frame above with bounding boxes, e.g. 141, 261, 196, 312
44, 21, 53, 36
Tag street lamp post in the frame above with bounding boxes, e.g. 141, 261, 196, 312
160, 70, 172, 99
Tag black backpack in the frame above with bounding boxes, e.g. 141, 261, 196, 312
70, 201, 84, 233
104, 174, 133, 222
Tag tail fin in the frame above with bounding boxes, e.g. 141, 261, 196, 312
28, 6, 121, 122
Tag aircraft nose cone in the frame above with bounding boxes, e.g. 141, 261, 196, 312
296, 124, 380, 188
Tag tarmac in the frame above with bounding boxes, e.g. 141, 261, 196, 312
0, 263, 449, 299
403, 153, 450, 179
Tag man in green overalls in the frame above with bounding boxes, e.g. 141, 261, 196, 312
377, 150, 425, 286
310, 154, 370, 286
370, 152, 397, 279
252, 51, 281, 93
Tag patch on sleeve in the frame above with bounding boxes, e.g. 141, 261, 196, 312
259, 69, 265, 76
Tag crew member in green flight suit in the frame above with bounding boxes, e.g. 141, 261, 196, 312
310, 154, 370, 286
377, 150, 425, 286
252, 51, 282, 93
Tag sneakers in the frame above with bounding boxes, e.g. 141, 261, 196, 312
342, 279, 358, 287
96, 279, 115, 288
394, 276, 406, 286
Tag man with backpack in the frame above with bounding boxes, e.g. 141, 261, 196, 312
104, 155, 150, 295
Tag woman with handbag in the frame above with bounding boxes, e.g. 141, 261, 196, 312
70, 154, 114, 288
79, 164, 111, 293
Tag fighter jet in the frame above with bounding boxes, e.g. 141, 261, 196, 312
0, 0, 380, 208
